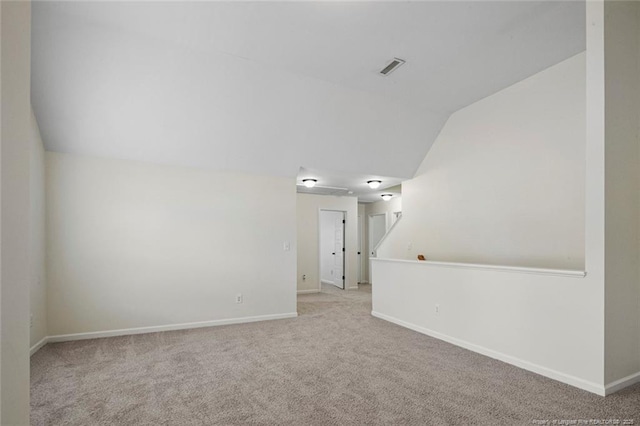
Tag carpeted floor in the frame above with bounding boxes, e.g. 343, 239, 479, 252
31, 284, 640, 425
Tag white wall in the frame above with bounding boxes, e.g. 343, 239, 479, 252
30, 109, 47, 349
319, 210, 342, 284
381, 53, 586, 270
1, 1, 32, 423
372, 260, 603, 393
46, 152, 297, 336
603, 0, 640, 385
297, 194, 357, 292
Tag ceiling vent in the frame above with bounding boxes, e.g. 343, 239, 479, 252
379, 58, 406, 76
296, 185, 350, 197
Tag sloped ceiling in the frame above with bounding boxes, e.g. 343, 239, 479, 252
31, 1, 585, 179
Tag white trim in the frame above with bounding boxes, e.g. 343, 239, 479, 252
372, 258, 586, 278
320, 279, 334, 285
347, 286, 359, 290
297, 289, 320, 294
371, 310, 605, 396
605, 371, 640, 395
47, 312, 298, 343
30, 336, 49, 356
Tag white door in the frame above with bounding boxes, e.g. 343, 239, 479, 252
368, 213, 386, 283
357, 214, 363, 284
333, 214, 345, 289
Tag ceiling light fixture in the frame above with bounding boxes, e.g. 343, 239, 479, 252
302, 178, 317, 188
367, 180, 382, 189
381, 194, 393, 201
379, 58, 406, 76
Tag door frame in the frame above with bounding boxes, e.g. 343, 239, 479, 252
318, 209, 346, 291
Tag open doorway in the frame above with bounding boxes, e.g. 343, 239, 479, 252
368, 213, 387, 283
319, 210, 345, 290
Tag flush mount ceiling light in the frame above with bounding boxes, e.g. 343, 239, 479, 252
302, 178, 317, 188
381, 194, 393, 201
367, 180, 382, 189
379, 58, 406, 76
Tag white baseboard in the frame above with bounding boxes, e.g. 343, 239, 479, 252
347, 286, 359, 290
371, 310, 605, 396
46, 312, 298, 344
297, 289, 320, 294
320, 279, 334, 285
605, 371, 640, 395
30, 336, 49, 356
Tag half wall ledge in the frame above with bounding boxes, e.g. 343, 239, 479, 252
373, 258, 586, 278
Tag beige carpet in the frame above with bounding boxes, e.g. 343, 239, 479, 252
31, 284, 640, 425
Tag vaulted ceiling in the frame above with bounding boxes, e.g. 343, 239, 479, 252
31, 1, 585, 180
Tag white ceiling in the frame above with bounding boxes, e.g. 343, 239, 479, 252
31, 1, 585, 180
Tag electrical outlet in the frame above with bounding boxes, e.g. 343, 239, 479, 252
302, 274, 306, 281
408, 242, 413, 251
435, 304, 440, 314
236, 294, 243, 304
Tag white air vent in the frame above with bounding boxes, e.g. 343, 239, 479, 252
380, 58, 406, 76
296, 185, 350, 197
